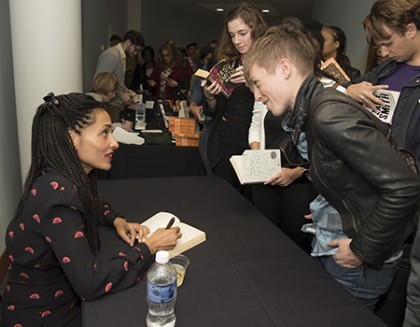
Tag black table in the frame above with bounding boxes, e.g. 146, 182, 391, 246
83, 176, 386, 327
103, 143, 205, 179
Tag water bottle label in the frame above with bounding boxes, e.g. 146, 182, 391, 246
147, 281, 177, 303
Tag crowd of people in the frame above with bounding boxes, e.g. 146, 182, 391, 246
2, 0, 420, 326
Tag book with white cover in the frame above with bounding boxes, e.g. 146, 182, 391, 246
230, 150, 281, 185
112, 126, 145, 145
366, 89, 400, 125
140, 212, 206, 257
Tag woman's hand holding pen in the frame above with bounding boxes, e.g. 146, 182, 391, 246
143, 226, 182, 255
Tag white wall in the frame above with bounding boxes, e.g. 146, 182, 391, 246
10, 0, 84, 183
0, 0, 23, 253
312, 0, 376, 74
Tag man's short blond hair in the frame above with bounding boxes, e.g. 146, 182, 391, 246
244, 24, 315, 85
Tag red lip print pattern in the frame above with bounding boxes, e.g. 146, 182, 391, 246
33, 214, 41, 223
7, 305, 15, 310
8, 255, 14, 262
19, 223, 24, 231
29, 293, 40, 299
53, 217, 62, 224
124, 261, 129, 271
41, 310, 52, 317
50, 181, 59, 190
20, 273, 29, 279
8, 231, 13, 238
104, 209, 110, 216
105, 282, 113, 293
74, 231, 84, 238
31, 188, 37, 196
55, 290, 64, 297
45, 236, 52, 243
62, 257, 71, 263
118, 252, 126, 257
25, 247, 35, 254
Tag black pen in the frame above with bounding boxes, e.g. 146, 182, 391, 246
166, 217, 175, 229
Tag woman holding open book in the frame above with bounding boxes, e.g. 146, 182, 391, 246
2, 93, 181, 326
201, 2, 267, 192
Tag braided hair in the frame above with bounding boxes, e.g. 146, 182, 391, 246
16, 92, 105, 254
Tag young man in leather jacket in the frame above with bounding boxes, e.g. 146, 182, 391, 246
244, 24, 420, 311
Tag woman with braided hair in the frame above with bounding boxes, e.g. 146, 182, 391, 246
2, 93, 181, 326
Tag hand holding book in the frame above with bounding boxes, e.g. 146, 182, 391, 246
229, 65, 246, 84
195, 59, 240, 98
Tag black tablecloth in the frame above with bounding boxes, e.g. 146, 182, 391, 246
103, 144, 205, 179
83, 176, 386, 327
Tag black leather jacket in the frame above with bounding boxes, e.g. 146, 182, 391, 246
284, 75, 420, 266
352, 60, 420, 164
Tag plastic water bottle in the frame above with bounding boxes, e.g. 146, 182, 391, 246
146, 251, 177, 327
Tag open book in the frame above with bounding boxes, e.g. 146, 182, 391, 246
230, 150, 282, 185
195, 59, 239, 98
140, 212, 206, 257
321, 57, 350, 84
365, 89, 400, 125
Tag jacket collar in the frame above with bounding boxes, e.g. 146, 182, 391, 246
283, 74, 322, 145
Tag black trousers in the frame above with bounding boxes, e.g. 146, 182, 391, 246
213, 119, 249, 194
252, 180, 318, 252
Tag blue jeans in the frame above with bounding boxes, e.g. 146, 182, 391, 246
320, 255, 399, 311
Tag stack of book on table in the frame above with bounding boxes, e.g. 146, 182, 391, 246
168, 117, 199, 147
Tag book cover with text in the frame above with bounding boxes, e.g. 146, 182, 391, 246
195, 59, 239, 98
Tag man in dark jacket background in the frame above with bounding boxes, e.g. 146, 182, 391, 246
244, 23, 420, 311
346, 0, 420, 164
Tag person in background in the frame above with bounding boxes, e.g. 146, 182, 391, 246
189, 46, 215, 124
185, 41, 199, 73
130, 46, 156, 94
208, 39, 218, 50
94, 30, 144, 107
189, 46, 215, 175
405, 217, 420, 327
346, 0, 420, 164
87, 72, 132, 131
1, 93, 181, 326
244, 23, 420, 311
321, 25, 361, 80
108, 34, 121, 48
201, 2, 267, 193
148, 41, 193, 100
365, 46, 390, 73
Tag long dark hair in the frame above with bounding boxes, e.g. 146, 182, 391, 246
216, 2, 268, 63
323, 25, 352, 66
16, 93, 105, 253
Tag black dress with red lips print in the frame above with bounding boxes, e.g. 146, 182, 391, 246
2, 168, 153, 326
